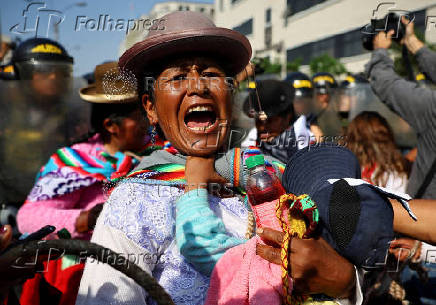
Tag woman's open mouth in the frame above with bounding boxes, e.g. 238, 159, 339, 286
184, 105, 218, 132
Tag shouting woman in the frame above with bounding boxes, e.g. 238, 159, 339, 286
76, 11, 359, 305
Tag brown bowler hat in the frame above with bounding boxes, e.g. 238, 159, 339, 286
79, 62, 138, 103
119, 11, 252, 80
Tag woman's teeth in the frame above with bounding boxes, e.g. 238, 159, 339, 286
187, 105, 213, 113
190, 126, 209, 131
184, 105, 217, 131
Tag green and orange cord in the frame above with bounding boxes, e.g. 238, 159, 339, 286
276, 193, 318, 305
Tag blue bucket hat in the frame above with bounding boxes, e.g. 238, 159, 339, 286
283, 145, 416, 269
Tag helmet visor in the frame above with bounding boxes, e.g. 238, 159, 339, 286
16, 60, 72, 80
293, 89, 313, 116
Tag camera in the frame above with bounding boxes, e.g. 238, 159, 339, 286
361, 12, 406, 51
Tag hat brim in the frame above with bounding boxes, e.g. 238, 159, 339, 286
283, 145, 361, 196
79, 84, 138, 103
119, 28, 252, 79
242, 80, 294, 118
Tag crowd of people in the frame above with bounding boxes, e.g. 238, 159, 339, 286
0, 10, 435, 305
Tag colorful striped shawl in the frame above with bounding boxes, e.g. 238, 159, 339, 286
124, 146, 285, 188
27, 135, 140, 202
37, 147, 135, 182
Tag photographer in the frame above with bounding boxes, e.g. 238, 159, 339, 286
365, 17, 436, 199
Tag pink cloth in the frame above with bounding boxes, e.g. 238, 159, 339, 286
251, 200, 283, 230
205, 236, 287, 305
17, 134, 107, 240
205, 199, 291, 305
17, 183, 105, 240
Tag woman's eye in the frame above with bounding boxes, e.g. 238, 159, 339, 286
171, 74, 187, 81
202, 71, 221, 78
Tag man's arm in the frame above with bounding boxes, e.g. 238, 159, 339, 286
392, 198, 436, 246
401, 17, 436, 83
365, 32, 436, 134
415, 47, 436, 83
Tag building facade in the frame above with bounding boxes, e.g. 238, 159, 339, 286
119, 1, 214, 56
214, 0, 436, 76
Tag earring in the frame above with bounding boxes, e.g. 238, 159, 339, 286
150, 125, 157, 144
257, 110, 268, 121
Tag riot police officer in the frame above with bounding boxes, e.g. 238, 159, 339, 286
338, 73, 368, 127
285, 71, 313, 117
0, 38, 79, 209
311, 72, 342, 137
11, 38, 73, 94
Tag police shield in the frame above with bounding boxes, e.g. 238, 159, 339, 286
0, 77, 91, 207
341, 82, 417, 148
312, 85, 343, 137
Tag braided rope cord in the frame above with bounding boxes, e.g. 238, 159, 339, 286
276, 193, 325, 305
3, 239, 175, 305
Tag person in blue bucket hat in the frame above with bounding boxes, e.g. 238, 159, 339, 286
282, 145, 436, 304
282, 144, 417, 269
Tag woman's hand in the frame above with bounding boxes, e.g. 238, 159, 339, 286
256, 227, 356, 299
0, 225, 62, 298
1, 224, 37, 298
184, 156, 228, 193
0, 225, 12, 252
389, 238, 421, 262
